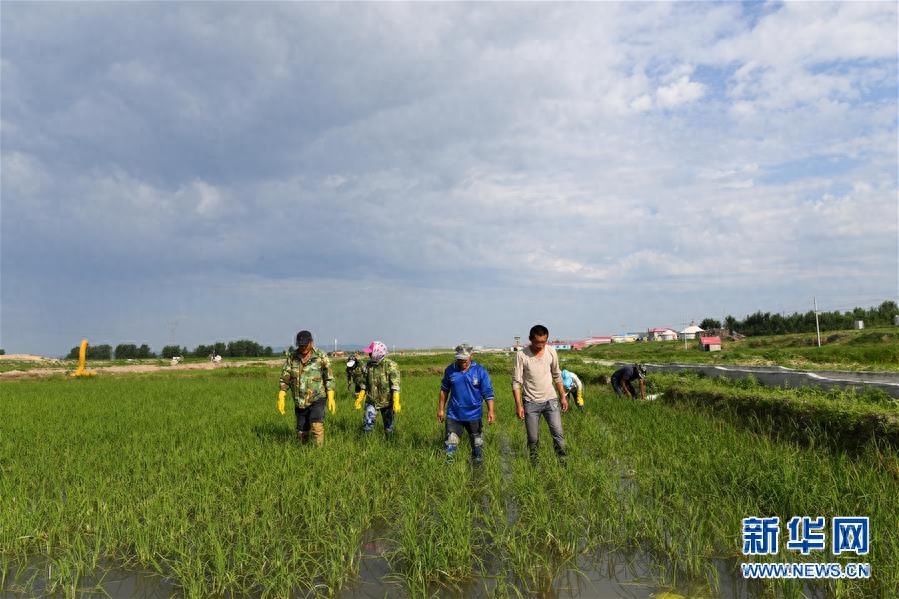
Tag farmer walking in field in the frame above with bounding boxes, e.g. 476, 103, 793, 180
277, 330, 336, 447
610, 363, 646, 400
512, 324, 569, 463
437, 343, 495, 465
354, 341, 402, 438
561, 368, 585, 410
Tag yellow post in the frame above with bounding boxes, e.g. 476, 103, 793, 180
70, 339, 96, 377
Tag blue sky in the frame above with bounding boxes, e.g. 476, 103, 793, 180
2, 2, 896, 356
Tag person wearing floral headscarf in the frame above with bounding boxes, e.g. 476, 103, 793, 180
354, 340, 402, 437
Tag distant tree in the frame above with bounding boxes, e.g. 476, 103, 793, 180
227, 339, 267, 357
724, 315, 738, 332
114, 344, 139, 359
192, 340, 274, 358
0, 349, 5, 355
874, 300, 898, 324
137, 344, 155, 359
724, 300, 898, 336
161, 345, 183, 359
699, 318, 721, 331
193, 344, 212, 358
66, 346, 79, 359
87, 344, 112, 360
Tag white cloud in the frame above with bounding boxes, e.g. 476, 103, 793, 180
630, 94, 653, 113
656, 75, 706, 108
1, 2, 895, 353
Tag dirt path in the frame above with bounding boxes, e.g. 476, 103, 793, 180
0, 358, 283, 380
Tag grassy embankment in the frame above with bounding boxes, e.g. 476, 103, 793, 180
572, 326, 899, 371
1, 353, 897, 597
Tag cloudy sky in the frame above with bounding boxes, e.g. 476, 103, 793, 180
2, 2, 896, 356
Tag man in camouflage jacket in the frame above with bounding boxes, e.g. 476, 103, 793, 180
277, 330, 335, 446
354, 340, 401, 437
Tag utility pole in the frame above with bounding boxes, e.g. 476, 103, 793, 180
814, 297, 821, 347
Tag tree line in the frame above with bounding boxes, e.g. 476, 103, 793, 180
65, 340, 275, 360
699, 300, 898, 337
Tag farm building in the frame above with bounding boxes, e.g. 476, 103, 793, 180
679, 323, 705, 340
611, 333, 638, 343
699, 336, 722, 352
647, 327, 679, 341
583, 336, 612, 346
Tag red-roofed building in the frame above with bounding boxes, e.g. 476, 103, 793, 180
699, 336, 722, 352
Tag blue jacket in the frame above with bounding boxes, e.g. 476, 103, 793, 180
441, 361, 495, 422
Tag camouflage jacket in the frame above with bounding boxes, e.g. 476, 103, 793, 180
279, 347, 334, 408
361, 358, 401, 408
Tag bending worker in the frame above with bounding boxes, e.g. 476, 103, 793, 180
346, 351, 365, 392
437, 343, 495, 464
277, 330, 336, 446
561, 369, 585, 410
354, 341, 402, 438
611, 363, 647, 400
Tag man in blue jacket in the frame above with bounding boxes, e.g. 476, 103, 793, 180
437, 343, 495, 464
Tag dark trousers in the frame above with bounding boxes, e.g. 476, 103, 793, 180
611, 375, 637, 398
295, 398, 325, 433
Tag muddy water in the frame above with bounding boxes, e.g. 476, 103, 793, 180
1, 560, 175, 598
644, 363, 899, 398
339, 544, 757, 598
3, 546, 827, 598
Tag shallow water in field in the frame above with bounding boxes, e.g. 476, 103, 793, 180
1, 560, 175, 598
1, 549, 832, 598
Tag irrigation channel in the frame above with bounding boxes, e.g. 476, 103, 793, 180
638, 363, 899, 398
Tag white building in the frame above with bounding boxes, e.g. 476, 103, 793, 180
647, 327, 679, 341
679, 323, 705, 340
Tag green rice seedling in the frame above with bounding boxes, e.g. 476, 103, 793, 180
3, 359, 898, 597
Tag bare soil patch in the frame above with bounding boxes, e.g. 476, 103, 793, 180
0, 354, 54, 362
0, 359, 282, 380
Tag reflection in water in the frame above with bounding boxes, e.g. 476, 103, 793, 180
1, 560, 175, 599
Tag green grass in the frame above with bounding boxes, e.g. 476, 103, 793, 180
2, 359, 897, 597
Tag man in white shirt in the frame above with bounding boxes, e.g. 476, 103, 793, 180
512, 324, 569, 463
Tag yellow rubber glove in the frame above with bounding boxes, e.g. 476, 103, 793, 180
277, 390, 286, 416
576, 393, 584, 407
354, 390, 366, 410
326, 389, 336, 415
392, 391, 401, 413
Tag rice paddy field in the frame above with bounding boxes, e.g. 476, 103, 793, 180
2, 352, 898, 598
